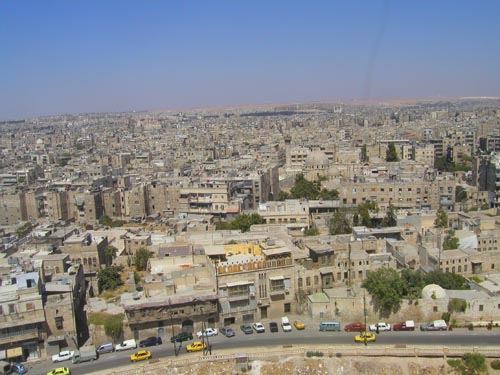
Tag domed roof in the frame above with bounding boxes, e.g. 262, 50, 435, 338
305, 150, 329, 168
36, 139, 44, 144
422, 284, 446, 299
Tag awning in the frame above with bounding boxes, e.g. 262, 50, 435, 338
226, 280, 253, 287
7, 347, 23, 359
269, 276, 284, 281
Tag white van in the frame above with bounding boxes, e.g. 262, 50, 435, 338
281, 316, 292, 332
115, 339, 137, 351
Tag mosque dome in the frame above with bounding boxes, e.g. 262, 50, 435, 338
422, 284, 446, 299
305, 150, 329, 169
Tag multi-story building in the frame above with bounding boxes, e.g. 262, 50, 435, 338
178, 182, 229, 217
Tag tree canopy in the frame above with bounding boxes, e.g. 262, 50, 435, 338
277, 174, 339, 201
98, 265, 124, 292
134, 247, 154, 271
443, 230, 460, 250
386, 142, 399, 162
381, 204, 397, 227
434, 207, 448, 229
355, 201, 379, 228
329, 209, 352, 235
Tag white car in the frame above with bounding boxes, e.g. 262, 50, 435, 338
252, 322, 266, 333
369, 322, 391, 332
52, 350, 75, 363
196, 327, 218, 339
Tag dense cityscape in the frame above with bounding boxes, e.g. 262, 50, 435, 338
1, 97, 500, 374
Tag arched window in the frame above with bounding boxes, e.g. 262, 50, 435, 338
298, 278, 303, 288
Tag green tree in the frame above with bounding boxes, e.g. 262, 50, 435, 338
434, 207, 448, 229
276, 190, 291, 201
329, 209, 352, 235
304, 227, 319, 236
362, 268, 405, 315
290, 174, 320, 200
447, 353, 486, 375
386, 142, 399, 162
361, 144, 368, 162
356, 201, 379, 228
318, 188, 339, 200
99, 215, 113, 227
381, 204, 397, 227
448, 298, 467, 313
98, 265, 124, 292
227, 213, 264, 232
400, 269, 425, 300
16, 222, 32, 239
104, 245, 118, 266
134, 247, 153, 271
443, 230, 460, 250
104, 314, 124, 341
455, 185, 467, 203
424, 270, 469, 290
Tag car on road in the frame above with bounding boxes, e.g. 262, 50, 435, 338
186, 341, 207, 352
46, 368, 71, 375
219, 327, 235, 337
293, 320, 305, 330
170, 331, 193, 343
354, 332, 376, 343
393, 320, 415, 331
52, 351, 75, 363
240, 324, 253, 334
139, 336, 162, 347
344, 322, 366, 332
420, 319, 447, 331
196, 327, 218, 339
11, 363, 28, 374
252, 322, 265, 333
130, 350, 152, 362
369, 322, 391, 332
269, 322, 279, 332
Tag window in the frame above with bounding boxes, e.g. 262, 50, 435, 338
298, 278, 303, 288
8, 304, 15, 314
433, 306, 438, 312
479, 305, 484, 312
314, 276, 319, 285
55, 316, 63, 329
306, 277, 311, 287
284, 303, 291, 313
26, 303, 35, 311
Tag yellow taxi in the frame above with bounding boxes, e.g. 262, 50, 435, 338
130, 350, 152, 362
46, 368, 71, 375
354, 332, 376, 343
293, 320, 305, 330
186, 341, 207, 352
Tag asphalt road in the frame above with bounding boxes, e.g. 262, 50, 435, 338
32, 328, 500, 375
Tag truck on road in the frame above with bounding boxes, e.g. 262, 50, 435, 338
72, 345, 98, 364
392, 320, 415, 331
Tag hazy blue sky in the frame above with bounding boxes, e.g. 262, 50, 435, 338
1, 1, 499, 119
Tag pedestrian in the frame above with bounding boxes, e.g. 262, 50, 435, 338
208, 344, 212, 355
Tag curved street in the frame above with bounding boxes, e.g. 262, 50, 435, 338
31, 328, 500, 375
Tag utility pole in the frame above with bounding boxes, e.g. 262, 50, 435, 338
363, 291, 367, 346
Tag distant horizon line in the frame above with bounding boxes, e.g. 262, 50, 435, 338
2, 95, 500, 122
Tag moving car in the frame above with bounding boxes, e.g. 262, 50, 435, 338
96, 343, 114, 354
281, 316, 292, 332
115, 339, 137, 351
293, 320, 305, 330
219, 327, 235, 337
46, 368, 71, 375
269, 322, 279, 333
11, 363, 28, 374
354, 332, 376, 343
319, 321, 341, 331
369, 322, 391, 332
170, 331, 193, 343
196, 327, 218, 339
186, 341, 207, 352
139, 336, 162, 347
240, 324, 253, 334
420, 319, 447, 331
393, 320, 415, 331
52, 351, 75, 363
129, 350, 152, 362
344, 322, 366, 332
252, 322, 265, 333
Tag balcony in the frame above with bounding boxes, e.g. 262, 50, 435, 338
0, 326, 40, 345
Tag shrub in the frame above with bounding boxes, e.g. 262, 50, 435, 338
491, 359, 500, 370
306, 351, 324, 357
468, 323, 474, 331
448, 353, 486, 375
448, 298, 467, 313
104, 314, 124, 341
441, 312, 451, 324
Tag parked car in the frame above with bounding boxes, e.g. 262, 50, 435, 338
252, 322, 265, 333
269, 322, 279, 333
219, 327, 235, 337
420, 319, 447, 331
115, 339, 137, 352
393, 320, 415, 331
186, 341, 207, 352
96, 343, 114, 354
170, 331, 193, 343
344, 322, 366, 332
369, 322, 391, 332
52, 351, 75, 363
293, 320, 305, 330
46, 368, 71, 375
130, 350, 152, 362
139, 336, 162, 347
11, 363, 28, 374
240, 324, 253, 334
281, 317, 292, 332
354, 332, 376, 343
196, 327, 218, 339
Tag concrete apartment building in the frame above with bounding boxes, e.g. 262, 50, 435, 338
178, 182, 230, 217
